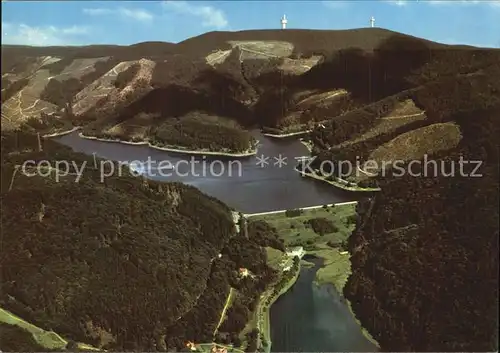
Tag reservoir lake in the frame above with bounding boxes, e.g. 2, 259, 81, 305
55, 130, 360, 213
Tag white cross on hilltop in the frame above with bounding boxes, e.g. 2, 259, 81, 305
370, 16, 375, 28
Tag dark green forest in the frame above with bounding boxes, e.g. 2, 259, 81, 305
344, 104, 499, 352
0, 131, 277, 351
151, 113, 255, 153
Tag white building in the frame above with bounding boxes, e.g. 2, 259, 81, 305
286, 246, 305, 259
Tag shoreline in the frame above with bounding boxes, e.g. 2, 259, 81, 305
295, 168, 381, 192
345, 297, 381, 349
42, 126, 82, 138
78, 133, 258, 157
260, 262, 301, 353
262, 130, 311, 139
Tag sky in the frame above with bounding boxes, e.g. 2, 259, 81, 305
1, 0, 499, 48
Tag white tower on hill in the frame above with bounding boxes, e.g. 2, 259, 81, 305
281, 14, 288, 29
370, 16, 375, 28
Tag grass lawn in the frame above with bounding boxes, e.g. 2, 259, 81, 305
252, 203, 357, 293
253, 203, 356, 248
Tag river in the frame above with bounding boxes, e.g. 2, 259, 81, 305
270, 256, 377, 352
54, 130, 360, 213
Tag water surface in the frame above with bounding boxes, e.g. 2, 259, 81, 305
55, 131, 360, 213
270, 256, 377, 352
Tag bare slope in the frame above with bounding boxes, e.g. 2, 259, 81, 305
1, 28, 452, 134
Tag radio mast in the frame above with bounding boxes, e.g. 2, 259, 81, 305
281, 14, 288, 29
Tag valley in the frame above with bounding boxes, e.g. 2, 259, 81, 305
1, 25, 499, 353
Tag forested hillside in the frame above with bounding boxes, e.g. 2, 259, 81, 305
297, 49, 500, 351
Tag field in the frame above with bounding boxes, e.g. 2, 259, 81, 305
254, 203, 355, 246
279, 56, 322, 75
56, 57, 110, 81
296, 89, 349, 108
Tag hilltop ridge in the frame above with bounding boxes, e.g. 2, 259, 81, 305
2, 28, 497, 151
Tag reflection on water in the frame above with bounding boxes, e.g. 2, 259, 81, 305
270, 256, 377, 352
55, 131, 362, 213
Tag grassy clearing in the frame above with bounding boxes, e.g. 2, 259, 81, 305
296, 89, 348, 107
254, 203, 356, 249
279, 56, 322, 75
57, 57, 110, 80
385, 99, 422, 117
228, 40, 294, 58
265, 247, 287, 271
